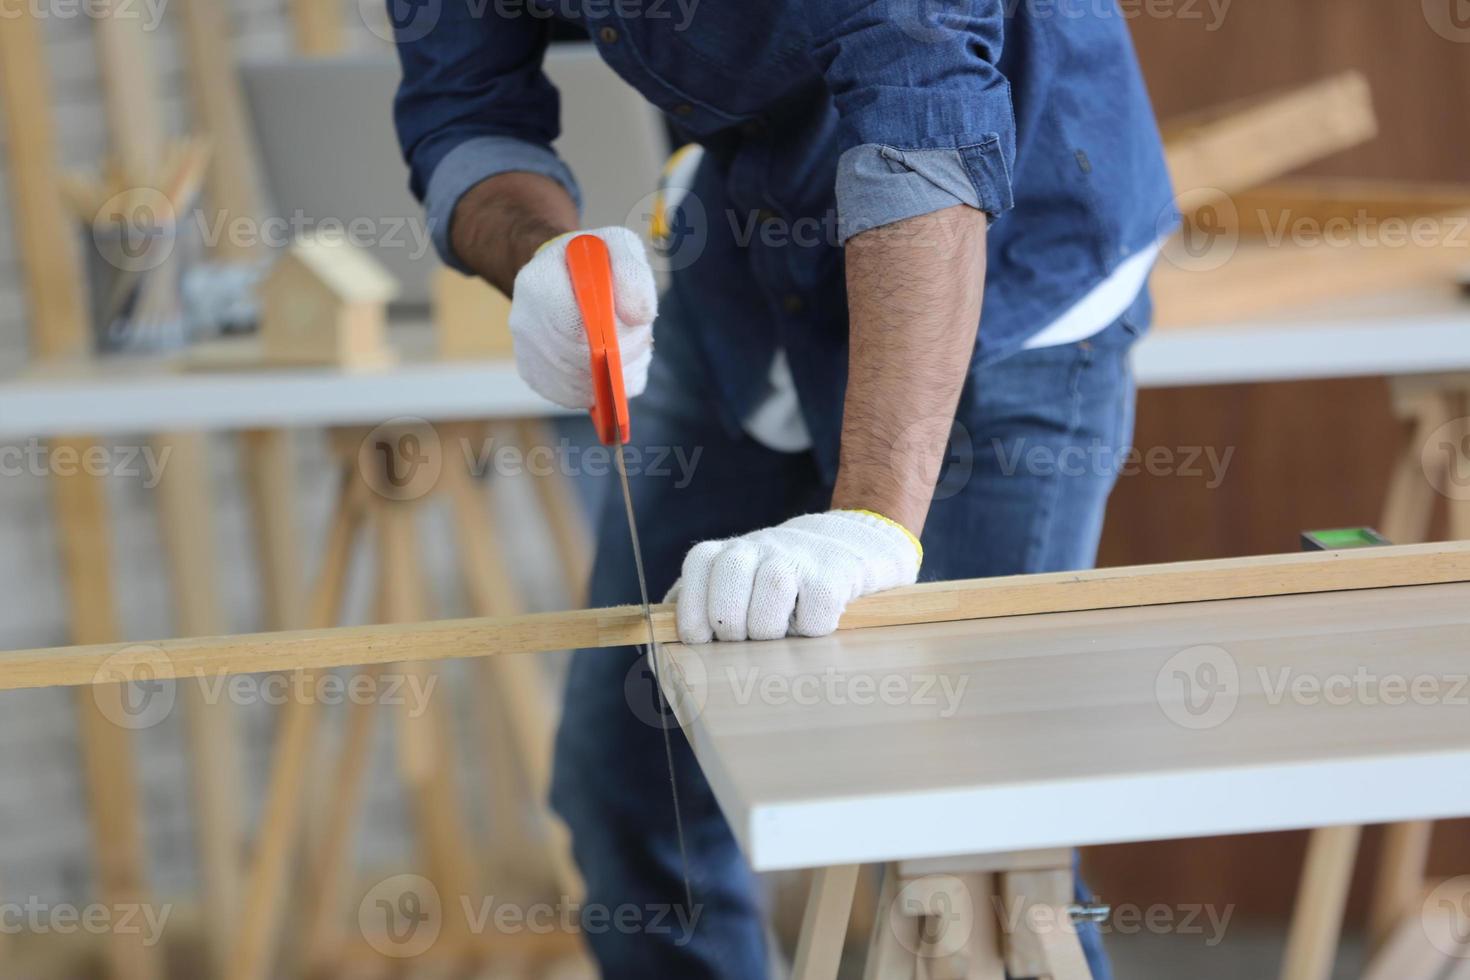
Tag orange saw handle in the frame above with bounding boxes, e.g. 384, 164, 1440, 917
566, 234, 631, 446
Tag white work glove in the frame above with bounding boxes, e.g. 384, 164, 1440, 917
669, 510, 923, 644
508, 226, 657, 410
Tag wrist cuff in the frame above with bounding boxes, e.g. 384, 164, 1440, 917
843, 509, 924, 564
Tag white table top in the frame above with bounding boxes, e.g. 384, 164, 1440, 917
0, 288, 1466, 438
660, 581, 1470, 872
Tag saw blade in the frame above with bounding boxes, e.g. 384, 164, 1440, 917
615, 441, 694, 913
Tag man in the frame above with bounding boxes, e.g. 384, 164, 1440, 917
394, 2, 1173, 975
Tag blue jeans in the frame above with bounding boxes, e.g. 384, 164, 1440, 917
551, 308, 1138, 979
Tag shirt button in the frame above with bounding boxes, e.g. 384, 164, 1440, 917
673, 103, 694, 117
782, 294, 804, 314
741, 118, 766, 137
756, 207, 779, 223
598, 26, 618, 43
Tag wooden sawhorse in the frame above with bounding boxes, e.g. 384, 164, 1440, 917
793, 850, 1098, 980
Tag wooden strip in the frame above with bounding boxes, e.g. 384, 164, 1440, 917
1162, 71, 1377, 203
1, 541, 1469, 690
1279, 825, 1362, 980
791, 865, 861, 980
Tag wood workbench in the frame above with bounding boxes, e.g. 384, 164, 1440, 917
655, 580, 1470, 974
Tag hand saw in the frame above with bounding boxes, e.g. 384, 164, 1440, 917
565, 234, 694, 911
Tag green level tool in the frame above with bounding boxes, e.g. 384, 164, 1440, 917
1300, 527, 1391, 552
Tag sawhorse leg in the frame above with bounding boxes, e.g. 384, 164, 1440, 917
792, 850, 1092, 980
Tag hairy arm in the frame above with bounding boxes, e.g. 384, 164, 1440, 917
830, 204, 987, 537
450, 171, 579, 294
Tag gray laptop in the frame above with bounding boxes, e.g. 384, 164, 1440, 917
241, 44, 669, 307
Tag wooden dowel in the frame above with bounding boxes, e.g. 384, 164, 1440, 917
2, 540, 1468, 692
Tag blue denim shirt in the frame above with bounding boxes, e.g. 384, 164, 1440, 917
393, 0, 1177, 475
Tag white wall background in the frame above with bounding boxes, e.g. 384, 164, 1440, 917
0, 0, 583, 915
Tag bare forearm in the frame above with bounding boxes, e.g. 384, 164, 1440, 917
449, 171, 579, 295
831, 205, 987, 537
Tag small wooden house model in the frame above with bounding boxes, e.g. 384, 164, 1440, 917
259, 235, 399, 368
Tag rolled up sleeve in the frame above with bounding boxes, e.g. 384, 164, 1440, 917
804, 0, 1016, 242
392, 0, 582, 270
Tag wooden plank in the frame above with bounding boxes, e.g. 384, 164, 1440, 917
1, 13, 160, 980
791, 865, 861, 980
1151, 228, 1470, 328
1214, 177, 1470, 236
1162, 71, 1377, 203
2, 540, 1468, 690
1279, 825, 1361, 980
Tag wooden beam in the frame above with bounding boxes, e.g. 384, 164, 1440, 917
790, 865, 860, 980
1162, 71, 1378, 205
1, 12, 159, 980
1279, 825, 1362, 980
1, 541, 1468, 691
